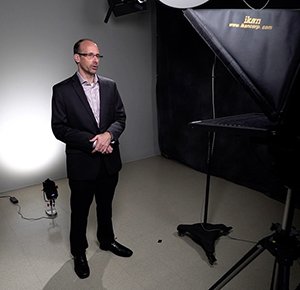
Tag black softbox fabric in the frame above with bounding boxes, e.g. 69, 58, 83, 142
184, 9, 300, 121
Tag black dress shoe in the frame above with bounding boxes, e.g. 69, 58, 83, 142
73, 254, 90, 279
100, 241, 133, 257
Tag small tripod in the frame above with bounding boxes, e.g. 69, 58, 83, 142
209, 187, 300, 290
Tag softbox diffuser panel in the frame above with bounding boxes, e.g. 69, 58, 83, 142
184, 9, 300, 121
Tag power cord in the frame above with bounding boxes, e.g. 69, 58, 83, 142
0, 195, 56, 221
225, 234, 257, 244
200, 222, 257, 244
242, 0, 271, 10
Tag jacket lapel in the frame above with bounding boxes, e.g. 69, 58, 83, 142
99, 76, 109, 131
71, 73, 99, 128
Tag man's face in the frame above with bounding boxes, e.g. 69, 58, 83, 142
74, 40, 101, 76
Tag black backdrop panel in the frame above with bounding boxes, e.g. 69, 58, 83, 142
156, 1, 300, 204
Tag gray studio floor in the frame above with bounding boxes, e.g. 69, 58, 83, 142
0, 156, 299, 290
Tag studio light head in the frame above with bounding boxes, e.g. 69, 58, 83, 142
42, 178, 58, 200
42, 178, 58, 217
105, 0, 148, 23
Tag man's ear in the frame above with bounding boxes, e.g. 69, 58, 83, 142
74, 54, 80, 64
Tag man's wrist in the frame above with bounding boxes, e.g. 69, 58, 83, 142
107, 131, 115, 144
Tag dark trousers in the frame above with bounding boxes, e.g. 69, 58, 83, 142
68, 172, 118, 256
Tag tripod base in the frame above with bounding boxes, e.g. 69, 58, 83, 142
45, 199, 57, 217
209, 223, 300, 290
177, 223, 232, 265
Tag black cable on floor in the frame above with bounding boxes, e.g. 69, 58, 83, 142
0, 195, 55, 221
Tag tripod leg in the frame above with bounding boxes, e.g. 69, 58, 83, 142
270, 258, 291, 290
270, 259, 278, 290
209, 243, 265, 290
270, 187, 295, 290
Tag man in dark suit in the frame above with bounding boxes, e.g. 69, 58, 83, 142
51, 38, 132, 279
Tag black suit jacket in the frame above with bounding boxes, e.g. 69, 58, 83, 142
51, 73, 126, 180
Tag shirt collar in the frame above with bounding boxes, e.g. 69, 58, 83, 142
77, 72, 98, 85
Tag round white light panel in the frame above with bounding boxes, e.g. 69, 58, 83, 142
158, 0, 210, 9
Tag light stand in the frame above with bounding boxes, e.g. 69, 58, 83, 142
177, 131, 232, 265
176, 6, 300, 287
42, 178, 58, 217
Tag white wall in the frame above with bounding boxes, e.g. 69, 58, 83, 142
0, 0, 159, 192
